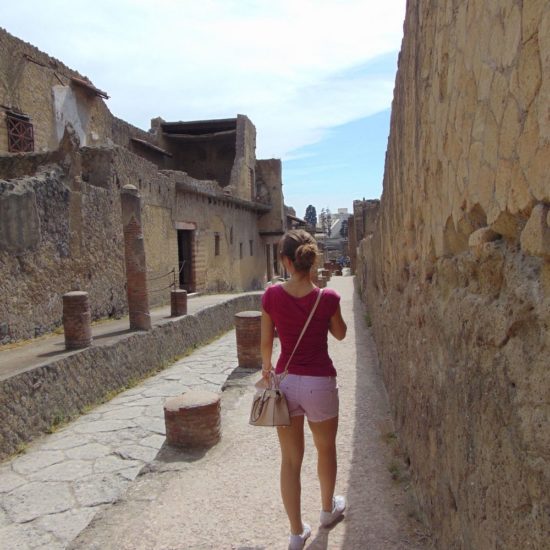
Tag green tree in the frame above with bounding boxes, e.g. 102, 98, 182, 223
304, 205, 317, 228
326, 209, 332, 237
319, 208, 327, 234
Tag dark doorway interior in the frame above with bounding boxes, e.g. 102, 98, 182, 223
266, 244, 272, 281
177, 230, 194, 292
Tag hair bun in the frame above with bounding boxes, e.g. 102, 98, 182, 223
294, 243, 317, 271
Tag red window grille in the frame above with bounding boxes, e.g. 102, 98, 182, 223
6, 112, 34, 153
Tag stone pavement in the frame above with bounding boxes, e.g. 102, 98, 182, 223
0, 328, 251, 550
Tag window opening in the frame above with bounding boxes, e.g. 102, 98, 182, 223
249, 239, 253, 256
215, 233, 220, 256
6, 112, 34, 153
273, 243, 279, 275
239, 242, 243, 260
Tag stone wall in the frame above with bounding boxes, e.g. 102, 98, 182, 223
358, 1, 549, 548
0, 27, 156, 156
0, 293, 261, 460
0, 143, 269, 343
0, 164, 125, 343
257, 159, 285, 234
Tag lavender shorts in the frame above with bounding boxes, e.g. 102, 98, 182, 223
279, 374, 339, 423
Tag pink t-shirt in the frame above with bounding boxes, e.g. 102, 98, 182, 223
262, 284, 340, 377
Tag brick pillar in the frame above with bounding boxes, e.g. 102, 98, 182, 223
235, 310, 262, 369
62, 291, 92, 349
164, 391, 221, 448
171, 289, 188, 317
121, 184, 151, 330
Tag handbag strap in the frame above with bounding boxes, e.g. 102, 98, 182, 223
280, 288, 323, 380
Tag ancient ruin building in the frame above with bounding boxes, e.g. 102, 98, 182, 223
355, 1, 549, 548
0, 27, 288, 344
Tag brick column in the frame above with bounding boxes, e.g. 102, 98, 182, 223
171, 289, 187, 316
235, 310, 262, 369
62, 291, 92, 349
121, 184, 151, 330
164, 391, 221, 448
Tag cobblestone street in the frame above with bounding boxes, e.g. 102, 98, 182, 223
1, 278, 430, 549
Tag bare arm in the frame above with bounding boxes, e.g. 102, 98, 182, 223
261, 307, 275, 374
329, 304, 347, 340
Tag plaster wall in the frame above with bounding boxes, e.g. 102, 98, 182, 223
357, 1, 550, 547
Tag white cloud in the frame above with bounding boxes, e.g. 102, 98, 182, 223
3, 0, 405, 157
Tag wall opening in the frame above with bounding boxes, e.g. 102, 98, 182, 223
177, 229, 195, 292
6, 111, 34, 153
273, 243, 279, 275
266, 244, 272, 280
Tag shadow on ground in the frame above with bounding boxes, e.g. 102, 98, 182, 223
341, 284, 432, 549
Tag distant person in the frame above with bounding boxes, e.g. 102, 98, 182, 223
261, 229, 348, 549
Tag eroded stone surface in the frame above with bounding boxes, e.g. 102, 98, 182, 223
11, 451, 65, 476
356, 1, 550, 548
0, 470, 26, 493
4, 481, 74, 523
34, 507, 97, 543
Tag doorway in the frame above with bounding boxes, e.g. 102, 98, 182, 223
177, 229, 194, 292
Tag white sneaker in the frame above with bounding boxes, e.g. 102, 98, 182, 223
319, 495, 346, 527
288, 523, 311, 550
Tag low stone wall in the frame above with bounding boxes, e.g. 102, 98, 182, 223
0, 293, 261, 461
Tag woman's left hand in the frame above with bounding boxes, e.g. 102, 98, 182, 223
261, 366, 273, 383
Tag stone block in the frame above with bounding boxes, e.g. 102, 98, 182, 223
468, 227, 499, 248
170, 289, 187, 317
234, 310, 261, 369
520, 204, 550, 257
62, 291, 92, 350
164, 391, 221, 449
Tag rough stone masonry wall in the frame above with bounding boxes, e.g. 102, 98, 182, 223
0, 162, 125, 344
359, 2, 549, 549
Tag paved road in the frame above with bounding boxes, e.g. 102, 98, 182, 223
68, 277, 432, 549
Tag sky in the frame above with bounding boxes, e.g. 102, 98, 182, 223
2, 0, 406, 218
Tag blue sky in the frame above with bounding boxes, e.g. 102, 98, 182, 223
285, 108, 392, 218
2, 0, 405, 218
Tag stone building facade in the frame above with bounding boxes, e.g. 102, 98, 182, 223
356, 1, 549, 548
0, 28, 287, 344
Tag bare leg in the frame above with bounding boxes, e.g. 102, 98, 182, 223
277, 415, 305, 535
308, 416, 339, 512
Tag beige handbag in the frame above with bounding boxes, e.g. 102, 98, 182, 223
249, 289, 323, 427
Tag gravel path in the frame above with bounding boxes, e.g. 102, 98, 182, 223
69, 277, 432, 550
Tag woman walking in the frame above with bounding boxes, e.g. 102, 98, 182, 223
261, 230, 347, 550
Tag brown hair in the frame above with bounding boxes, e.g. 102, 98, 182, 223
280, 229, 318, 272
